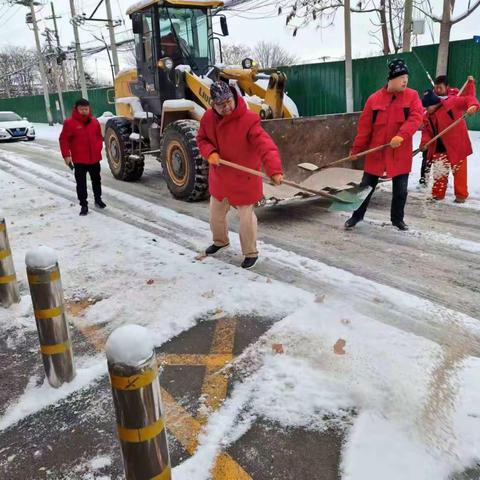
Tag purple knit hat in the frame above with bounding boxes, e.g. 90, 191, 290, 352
210, 81, 233, 104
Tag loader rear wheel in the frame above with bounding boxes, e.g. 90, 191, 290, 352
105, 118, 144, 181
160, 120, 209, 202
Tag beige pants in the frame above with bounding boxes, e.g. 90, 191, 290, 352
210, 197, 258, 258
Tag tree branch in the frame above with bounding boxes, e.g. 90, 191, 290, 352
451, 0, 480, 23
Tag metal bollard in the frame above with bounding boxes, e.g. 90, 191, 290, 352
106, 325, 172, 480
0, 217, 20, 307
25, 246, 75, 388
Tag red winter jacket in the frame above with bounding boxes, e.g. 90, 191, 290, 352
447, 79, 476, 97
421, 95, 480, 166
197, 91, 283, 206
59, 108, 103, 165
352, 87, 423, 177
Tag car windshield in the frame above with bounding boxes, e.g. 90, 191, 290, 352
0, 113, 21, 122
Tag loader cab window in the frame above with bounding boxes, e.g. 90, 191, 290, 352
133, 11, 154, 66
158, 7, 210, 73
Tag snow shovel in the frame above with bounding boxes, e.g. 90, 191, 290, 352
412, 112, 468, 157
297, 143, 391, 173
217, 158, 371, 211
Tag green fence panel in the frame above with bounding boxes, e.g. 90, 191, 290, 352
0, 87, 113, 124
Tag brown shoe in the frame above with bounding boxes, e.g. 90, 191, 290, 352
454, 197, 466, 204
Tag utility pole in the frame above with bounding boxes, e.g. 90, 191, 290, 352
105, 0, 119, 75
402, 0, 413, 52
344, 0, 354, 113
45, 29, 66, 122
50, 2, 68, 91
27, 0, 54, 125
69, 0, 89, 100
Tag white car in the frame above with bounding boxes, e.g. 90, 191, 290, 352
0, 111, 35, 141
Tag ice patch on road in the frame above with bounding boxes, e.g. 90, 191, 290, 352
0, 356, 107, 432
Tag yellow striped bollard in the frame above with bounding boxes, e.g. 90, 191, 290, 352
25, 246, 75, 388
0, 217, 20, 307
106, 325, 172, 480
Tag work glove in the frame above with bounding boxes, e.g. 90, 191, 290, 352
420, 144, 428, 152
271, 173, 283, 185
207, 152, 220, 166
390, 136, 404, 149
467, 105, 478, 117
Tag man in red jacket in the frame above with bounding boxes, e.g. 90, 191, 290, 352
59, 99, 105, 216
197, 81, 283, 269
434, 75, 476, 98
420, 75, 476, 185
345, 59, 423, 231
420, 89, 479, 203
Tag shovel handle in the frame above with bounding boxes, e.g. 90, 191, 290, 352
217, 159, 350, 201
323, 143, 391, 169
413, 112, 467, 156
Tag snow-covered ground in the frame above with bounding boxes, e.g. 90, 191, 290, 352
1, 146, 480, 479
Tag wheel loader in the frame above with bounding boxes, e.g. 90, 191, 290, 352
104, 0, 362, 205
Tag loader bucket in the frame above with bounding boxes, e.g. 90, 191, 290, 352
260, 112, 363, 205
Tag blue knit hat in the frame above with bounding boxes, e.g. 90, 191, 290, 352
422, 89, 442, 108
210, 81, 233, 104
388, 58, 409, 80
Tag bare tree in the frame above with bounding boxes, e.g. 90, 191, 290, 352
253, 41, 298, 68
416, 0, 480, 75
220, 43, 253, 65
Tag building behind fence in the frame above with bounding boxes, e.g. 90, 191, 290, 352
0, 39, 478, 130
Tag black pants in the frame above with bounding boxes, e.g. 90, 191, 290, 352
420, 151, 432, 184
352, 172, 409, 224
74, 163, 102, 207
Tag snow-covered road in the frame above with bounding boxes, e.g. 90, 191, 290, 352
0, 129, 479, 479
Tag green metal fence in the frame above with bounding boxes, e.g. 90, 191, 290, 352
0, 87, 113, 124
0, 38, 478, 129
281, 39, 480, 130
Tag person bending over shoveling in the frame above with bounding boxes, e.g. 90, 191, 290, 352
197, 81, 283, 269
345, 59, 423, 231
420, 89, 479, 203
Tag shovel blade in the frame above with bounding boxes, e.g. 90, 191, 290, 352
297, 162, 320, 172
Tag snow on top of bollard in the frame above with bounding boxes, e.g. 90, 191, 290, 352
25, 246, 58, 269
105, 324, 154, 366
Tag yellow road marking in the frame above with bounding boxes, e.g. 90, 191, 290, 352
199, 319, 237, 422
158, 353, 232, 368
110, 368, 158, 391
76, 320, 252, 480
117, 417, 165, 443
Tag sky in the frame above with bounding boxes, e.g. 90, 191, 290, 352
0, 0, 478, 83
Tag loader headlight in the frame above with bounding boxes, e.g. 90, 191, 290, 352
158, 57, 174, 70
242, 58, 253, 69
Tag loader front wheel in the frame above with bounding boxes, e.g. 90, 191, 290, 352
160, 120, 209, 202
105, 118, 144, 181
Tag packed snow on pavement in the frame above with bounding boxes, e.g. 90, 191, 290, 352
1, 146, 480, 479
32, 123, 480, 204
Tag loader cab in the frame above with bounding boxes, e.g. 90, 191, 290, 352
131, 3, 217, 114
